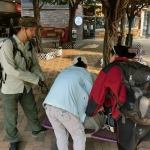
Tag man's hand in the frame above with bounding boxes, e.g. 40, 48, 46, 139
38, 80, 48, 94
38, 80, 45, 87
98, 106, 105, 113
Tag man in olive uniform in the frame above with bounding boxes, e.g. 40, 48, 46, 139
0, 16, 46, 150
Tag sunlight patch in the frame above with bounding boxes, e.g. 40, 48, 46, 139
82, 44, 99, 49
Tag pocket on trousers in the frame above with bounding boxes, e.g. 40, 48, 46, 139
57, 110, 70, 122
73, 122, 85, 135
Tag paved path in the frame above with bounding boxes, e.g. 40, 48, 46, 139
0, 38, 150, 150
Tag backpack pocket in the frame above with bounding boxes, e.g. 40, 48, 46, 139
139, 96, 150, 118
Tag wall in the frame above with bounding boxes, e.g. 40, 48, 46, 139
22, 10, 69, 28
21, 4, 83, 40
0, 1, 15, 13
21, 9, 69, 38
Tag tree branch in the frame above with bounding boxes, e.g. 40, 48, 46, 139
39, 0, 45, 10
101, 0, 110, 9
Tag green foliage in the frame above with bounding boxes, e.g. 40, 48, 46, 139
128, 0, 150, 5
30, 0, 102, 5
43, 0, 101, 5
126, 0, 150, 38
82, 0, 101, 5
45, 0, 68, 5
127, 0, 150, 16
30, 0, 68, 5
29, 0, 68, 5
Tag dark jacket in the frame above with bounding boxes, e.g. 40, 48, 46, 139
86, 57, 130, 120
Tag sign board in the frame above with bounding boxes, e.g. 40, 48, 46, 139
15, 3, 21, 12
75, 16, 82, 26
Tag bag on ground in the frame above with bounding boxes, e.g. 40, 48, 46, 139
83, 112, 106, 132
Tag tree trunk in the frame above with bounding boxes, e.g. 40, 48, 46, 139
33, 0, 43, 53
120, 11, 126, 45
102, 8, 118, 66
101, 0, 129, 66
68, 1, 80, 41
126, 16, 134, 46
128, 16, 134, 35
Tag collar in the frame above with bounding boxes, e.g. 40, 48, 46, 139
115, 57, 130, 62
13, 34, 29, 46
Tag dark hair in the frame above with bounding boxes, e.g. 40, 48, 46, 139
110, 45, 136, 59
74, 57, 87, 68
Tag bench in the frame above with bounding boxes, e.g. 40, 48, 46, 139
52, 41, 75, 49
51, 41, 75, 49
39, 114, 149, 149
40, 114, 117, 143
52, 41, 60, 48
62, 41, 75, 49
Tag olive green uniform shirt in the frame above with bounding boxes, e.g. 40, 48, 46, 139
0, 35, 45, 94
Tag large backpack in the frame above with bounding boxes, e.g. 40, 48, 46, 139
114, 61, 150, 125
0, 37, 33, 88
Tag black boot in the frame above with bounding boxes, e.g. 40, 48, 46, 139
9, 142, 19, 150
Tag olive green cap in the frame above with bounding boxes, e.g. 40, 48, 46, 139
14, 16, 38, 28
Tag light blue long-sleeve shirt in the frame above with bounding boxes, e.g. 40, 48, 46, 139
43, 66, 94, 122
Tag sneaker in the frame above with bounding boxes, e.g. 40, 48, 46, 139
9, 142, 19, 150
32, 126, 47, 137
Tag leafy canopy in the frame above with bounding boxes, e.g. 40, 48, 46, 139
29, 0, 68, 5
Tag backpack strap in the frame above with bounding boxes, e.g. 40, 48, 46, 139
114, 61, 131, 89
9, 37, 28, 68
9, 37, 23, 58
112, 61, 130, 123
28, 41, 33, 51
112, 93, 126, 123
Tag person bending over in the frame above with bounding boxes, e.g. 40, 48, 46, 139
43, 56, 94, 150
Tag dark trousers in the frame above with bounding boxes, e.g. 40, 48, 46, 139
59, 40, 64, 47
116, 117, 150, 150
2, 88, 42, 142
